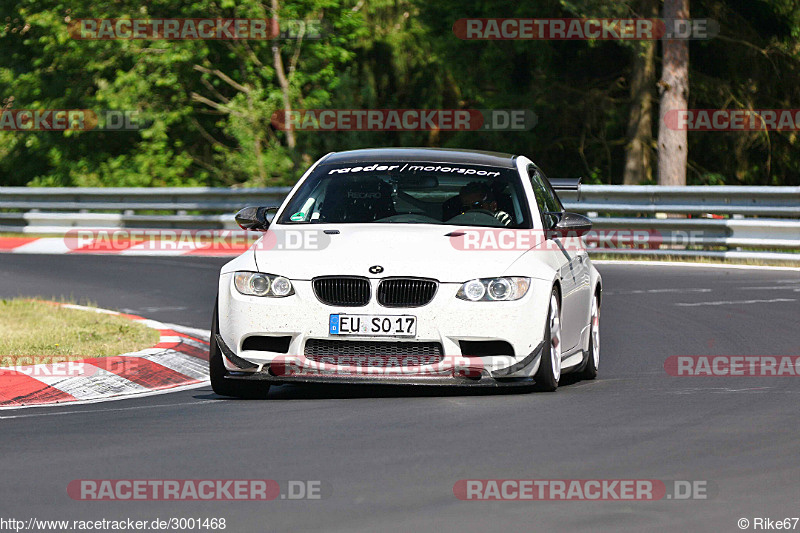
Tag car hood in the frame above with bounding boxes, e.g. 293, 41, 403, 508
252, 224, 529, 282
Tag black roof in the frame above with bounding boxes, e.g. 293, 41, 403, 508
320, 148, 517, 168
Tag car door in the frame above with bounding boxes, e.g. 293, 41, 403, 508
543, 169, 592, 345
528, 166, 586, 353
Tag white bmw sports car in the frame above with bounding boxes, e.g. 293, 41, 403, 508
211, 148, 601, 397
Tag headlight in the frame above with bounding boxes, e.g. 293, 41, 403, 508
271, 276, 293, 297
456, 277, 530, 302
234, 272, 295, 297
462, 279, 485, 301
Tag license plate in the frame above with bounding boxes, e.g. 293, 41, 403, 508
329, 314, 417, 337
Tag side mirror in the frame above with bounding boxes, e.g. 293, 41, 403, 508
235, 206, 278, 231
549, 212, 592, 238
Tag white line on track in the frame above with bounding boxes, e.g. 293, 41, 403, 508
606, 288, 712, 295
121, 306, 189, 313
647, 288, 712, 293
162, 323, 212, 340
739, 286, 800, 291
670, 387, 772, 393
593, 260, 800, 272
675, 298, 797, 307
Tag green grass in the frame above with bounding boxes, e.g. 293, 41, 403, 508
0, 299, 160, 357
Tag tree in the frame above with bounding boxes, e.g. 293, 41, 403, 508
2, 0, 799, 188
657, 0, 690, 186
561, 0, 658, 185
622, 0, 658, 185
0, 0, 364, 187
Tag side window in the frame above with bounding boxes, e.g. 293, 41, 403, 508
527, 166, 561, 228
537, 168, 565, 212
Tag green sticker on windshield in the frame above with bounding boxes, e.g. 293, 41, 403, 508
290, 212, 306, 221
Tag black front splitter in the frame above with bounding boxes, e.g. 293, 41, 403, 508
223, 372, 537, 388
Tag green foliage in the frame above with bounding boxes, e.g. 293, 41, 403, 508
0, 0, 798, 187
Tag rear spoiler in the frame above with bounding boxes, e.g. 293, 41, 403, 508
548, 177, 581, 192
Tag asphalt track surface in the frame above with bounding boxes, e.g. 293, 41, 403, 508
0, 255, 798, 533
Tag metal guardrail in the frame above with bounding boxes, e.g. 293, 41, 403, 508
560, 185, 800, 217
0, 187, 291, 230
567, 187, 800, 262
1, 185, 798, 262
0, 187, 289, 214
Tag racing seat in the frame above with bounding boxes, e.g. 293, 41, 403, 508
319, 176, 397, 223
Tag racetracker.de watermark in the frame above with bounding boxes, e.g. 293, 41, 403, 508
664, 109, 800, 131
270, 355, 491, 378
665, 356, 800, 377
453, 479, 713, 500
269, 355, 494, 379
68, 18, 324, 40
61, 229, 331, 252
0, 110, 151, 131
67, 480, 330, 500
0, 356, 102, 377
446, 228, 703, 251
453, 18, 719, 40
270, 109, 537, 131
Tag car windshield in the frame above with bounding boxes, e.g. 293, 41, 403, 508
278, 162, 532, 228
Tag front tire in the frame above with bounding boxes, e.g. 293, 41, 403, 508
534, 288, 561, 392
209, 301, 270, 399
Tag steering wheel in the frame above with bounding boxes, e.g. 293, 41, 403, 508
465, 208, 497, 217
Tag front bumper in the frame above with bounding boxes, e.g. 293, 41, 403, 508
217, 273, 553, 383
216, 333, 545, 387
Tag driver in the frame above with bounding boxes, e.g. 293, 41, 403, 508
458, 181, 512, 226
